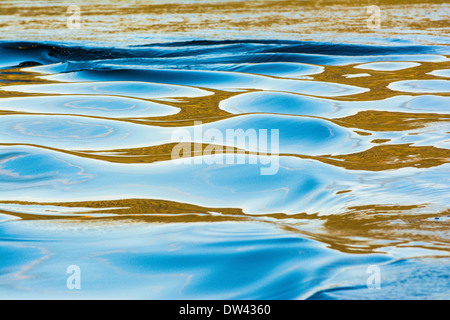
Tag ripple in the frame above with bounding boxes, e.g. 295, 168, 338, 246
1, 81, 213, 100
220, 91, 341, 116
0, 220, 391, 299
1, 146, 449, 216
0, 95, 179, 117
1, 38, 449, 300
309, 258, 450, 300
403, 95, 450, 113
39, 68, 368, 97
197, 114, 369, 155
224, 62, 324, 78
0, 149, 92, 186
0, 44, 57, 69
388, 80, 450, 93
354, 61, 420, 71
0, 115, 173, 150
427, 69, 450, 78
219, 91, 450, 117
0, 114, 371, 156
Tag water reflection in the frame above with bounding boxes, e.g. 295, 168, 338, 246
0, 219, 393, 299
0, 95, 180, 117
0, 37, 448, 299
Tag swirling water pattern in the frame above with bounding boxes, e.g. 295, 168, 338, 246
0, 38, 449, 299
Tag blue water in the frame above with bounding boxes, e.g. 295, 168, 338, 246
0, 39, 449, 299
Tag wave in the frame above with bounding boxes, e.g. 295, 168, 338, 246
0, 38, 449, 300
1, 40, 449, 70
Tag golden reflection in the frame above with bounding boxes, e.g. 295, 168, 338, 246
313, 60, 450, 102
0, 0, 448, 44
1, 199, 448, 255
0, 0, 449, 259
334, 111, 450, 131
317, 144, 450, 171
78, 143, 450, 171
2, 141, 448, 172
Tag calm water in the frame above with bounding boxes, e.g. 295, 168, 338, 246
0, 1, 449, 300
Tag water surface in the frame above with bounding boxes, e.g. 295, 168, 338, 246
0, 0, 449, 300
